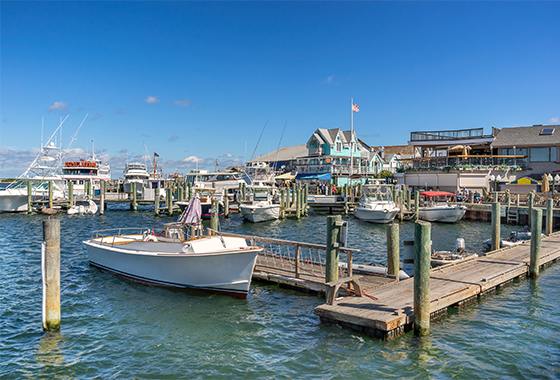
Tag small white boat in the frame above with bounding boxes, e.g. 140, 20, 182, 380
83, 197, 262, 298
431, 238, 478, 266
418, 191, 466, 223
353, 184, 399, 223
339, 262, 410, 280
482, 229, 540, 250
239, 187, 280, 223
67, 199, 98, 215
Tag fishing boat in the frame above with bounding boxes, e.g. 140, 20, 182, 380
67, 199, 98, 215
431, 238, 478, 266
62, 141, 111, 196
417, 191, 467, 223
82, 195, 262, 298
239, 186, 280, 223
176, 188, 224, 219
353, 184, 399, 223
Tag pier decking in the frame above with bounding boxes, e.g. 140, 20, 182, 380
314, 232, 560, 340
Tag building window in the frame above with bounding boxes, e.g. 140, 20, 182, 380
501, 148, 527, 156
530, 147, 557, 162
336, 142, 342, 152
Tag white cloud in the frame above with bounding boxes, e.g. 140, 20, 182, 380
325, 75, 334, 84
183, 155, 203, 163
47, 101, 69, 112
174, 98, 191, 107
219, 153, 234, 158
548, 117, 559, 123
169, 134, 179, 142
145, 96, 160, 104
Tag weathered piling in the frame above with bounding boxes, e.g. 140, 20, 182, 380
210, 198, 219, 231
325, 215, 342, 284
304, 183, 309, 215
280, 189, 286, 219
406, 188, 411, 211
154, 187, 160, 216
131, 182, 137, 211
414, 190, 420, 221
48, 181, 54, 209
529, 208, 542, 277
167, 187, 173, 216
414, 220, 431, 336
42, 218, 60, 331
100, 180, 105, 215
387, 223, 399, 280
528, 192, 534, 226
491, 201, 501, 251
296, 186, 301, 219
224, 194, 229, 218
546, 198, 553, 235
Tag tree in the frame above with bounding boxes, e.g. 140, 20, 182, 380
379, 170, 393, 179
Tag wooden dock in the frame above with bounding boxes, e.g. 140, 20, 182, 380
314, 231, 560, 340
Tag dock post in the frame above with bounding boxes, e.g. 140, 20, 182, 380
326, 215, 342, 285
292, 184, 297, 206
210, 198, 219, 231
224, 193, 229, 218
27, 180, 33, 214
528, 192, 534, 227
155, 187, 160, 216
42, 218, 60, 331
387, 223, 400, 281
529, 208, 542, 277
399, 194, 403, 220
167, 187, 173, 216
414, 190, 420, 221
131, 182, 137, 211
296, 186, 301, 219
392, 186, 397, 205
407, 188, 411, 211
516, 194, 520, 224
188, 184, 193, 201
344, 184, 349, 215
280, 189, 285, 219
491, 201, 501, 251
304, 183, 309, 215
414, 220, 431, 336
100, 180, 105, 215
177, 185, 183, 203
48, 181, 54, 209
546, 198, 553, 235
68, 181, 74, 208
242, 182, 246, 201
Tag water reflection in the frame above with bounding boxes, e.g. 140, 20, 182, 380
36, 331, 66, 367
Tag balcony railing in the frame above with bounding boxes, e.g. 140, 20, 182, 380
402, 156, 527, 172
410, 128, 487, 141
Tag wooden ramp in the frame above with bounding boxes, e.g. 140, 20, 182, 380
314, 232, 560, 340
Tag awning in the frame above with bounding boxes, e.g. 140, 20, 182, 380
420, 191, 456, 198
295, 172, 332, 180
275, 172, 297, 180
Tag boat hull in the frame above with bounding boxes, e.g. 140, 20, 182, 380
0, 192, 28, 212
418, 206, 466, 223
83, 236, 260, 298
354, 207, 398, 223
239, 204, 280, 222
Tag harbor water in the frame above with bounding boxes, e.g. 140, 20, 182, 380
1, 208, 559, 379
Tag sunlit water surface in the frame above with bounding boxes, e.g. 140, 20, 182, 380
1, 207, 559, 379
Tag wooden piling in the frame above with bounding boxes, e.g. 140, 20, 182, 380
131, 182, 137, 211
406, 188, 411, 211
296, 186, 301, 219
224, 194, 229, 218
387, 223, 399, 280
48, 181, 53, 209
414, 190, 420, 221
210, 198, 219, 231
325, 215, 341, 285
546, 198, 553, 235
280, 189, 285, 219
414, 220, 431, 336
42, 218, 60, 331
167, 187, 173, 216
304, 183, 309, 215
100, 180, 105, 215
528, 192, 534, 226
491, 201, 501, 251
529, 208, 542, 277
155, 187, 160, 216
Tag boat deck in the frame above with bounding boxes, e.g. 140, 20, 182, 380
314, 232, 560, 340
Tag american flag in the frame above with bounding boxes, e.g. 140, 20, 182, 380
352, 103, 359, 112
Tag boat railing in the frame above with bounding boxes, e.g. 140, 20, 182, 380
207, 229, 360, 280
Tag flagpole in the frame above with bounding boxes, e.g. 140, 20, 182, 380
350, 98, 354, 178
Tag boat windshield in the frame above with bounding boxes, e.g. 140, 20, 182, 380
253, 190, 269, 202
363, 185, 394, 202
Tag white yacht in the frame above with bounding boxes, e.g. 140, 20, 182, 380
417, 191, 467, 223
239, 187, 280, 223
62, 145, 111, 196
123, 162, 150, 194
353, 184, 400, 223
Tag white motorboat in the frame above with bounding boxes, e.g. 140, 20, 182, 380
62, 146, 111, 196
431, 238, 478, 266
353, 184, 399, 223
417, 191, 466, 223
239, 187, 280, 223
67, 199, 98, 215
83, 197, 262, 298
176, 189, 224, 219
123, 162, 150, 193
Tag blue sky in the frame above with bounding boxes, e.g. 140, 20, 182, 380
1, 1, 559, 178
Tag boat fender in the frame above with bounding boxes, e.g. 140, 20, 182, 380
143, 235, 158, 242
181, 244, 191, 253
